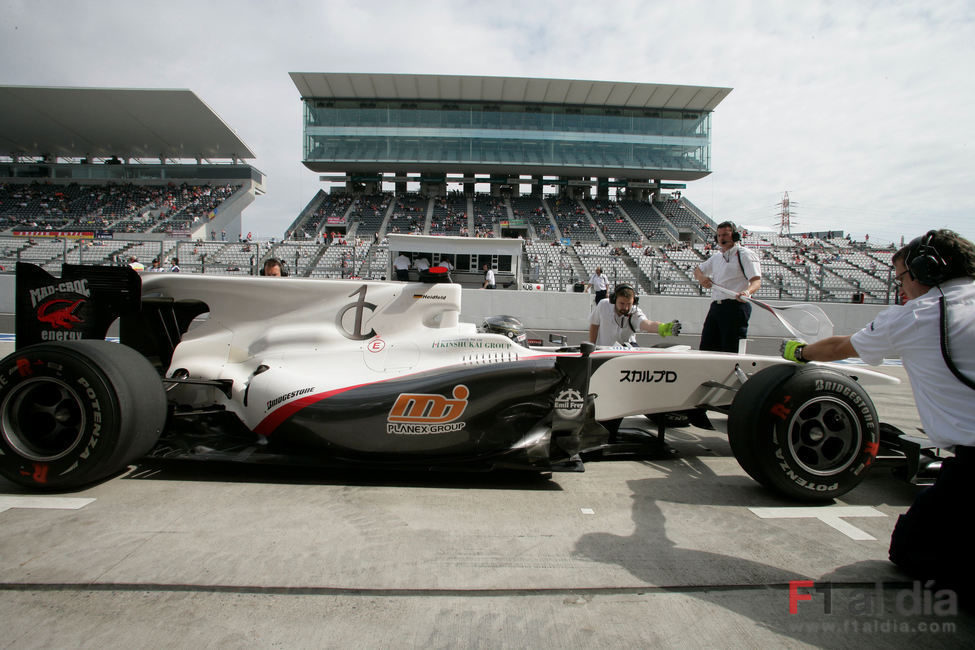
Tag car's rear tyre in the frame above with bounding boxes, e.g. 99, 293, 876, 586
0, 341, 166, 490
728, 364, 879, 502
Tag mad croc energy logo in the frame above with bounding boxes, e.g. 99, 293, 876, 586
387, 385, 469, 435
29, 279, 91, 341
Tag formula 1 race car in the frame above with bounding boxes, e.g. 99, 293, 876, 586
0, 263, 937, 500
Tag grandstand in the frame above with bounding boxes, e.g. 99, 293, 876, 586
0, 85, 264, 263
0, 78, 902, 304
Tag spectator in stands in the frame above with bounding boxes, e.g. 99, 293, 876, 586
393, 252, 411, 281
261, 258, 285, 277
584, 266, 608, 305
587, 285, 680, 346
149, 258, 163, 272
169, 258, 181, 273
482, 264, 496, 289
780, 229, 975, 600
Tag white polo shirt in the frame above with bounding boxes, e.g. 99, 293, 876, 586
697, 245, 761, 299
589, 298, 649, 346
850, 277, 975, 448
588, 272, 608, 292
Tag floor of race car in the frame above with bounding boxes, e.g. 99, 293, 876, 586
1, 360, 972, 646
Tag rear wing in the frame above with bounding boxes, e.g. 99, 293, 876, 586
15, 262, 142, 350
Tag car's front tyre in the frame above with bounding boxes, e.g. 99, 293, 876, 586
728, 364, 880, 502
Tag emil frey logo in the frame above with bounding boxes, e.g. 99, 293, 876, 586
554, 388, 584, 418
387, 385, 469, 435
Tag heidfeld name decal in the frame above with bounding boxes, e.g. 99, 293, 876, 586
267, 387, 315, 411
619, 369, 677, 383
387, 385, 469, 435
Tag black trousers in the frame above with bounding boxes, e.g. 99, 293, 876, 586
889, 446, 975, 594
699, 300, 751, 353
594, 289, 607, 305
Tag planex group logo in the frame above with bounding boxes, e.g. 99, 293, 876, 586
387, 385, 469, 435
29, 279, 91, 341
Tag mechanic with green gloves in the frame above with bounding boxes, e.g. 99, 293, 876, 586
780, 229, 975, 600
588, 284, 681, 346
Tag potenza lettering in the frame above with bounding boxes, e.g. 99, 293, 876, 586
619, 370, 677, 383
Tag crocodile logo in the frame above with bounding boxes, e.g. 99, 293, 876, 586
36, 299, 85, 329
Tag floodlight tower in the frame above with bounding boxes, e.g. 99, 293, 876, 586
777, 191, 797, 235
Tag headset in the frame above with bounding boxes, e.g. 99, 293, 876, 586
714, 221, 741, 244
259, 257, 288, 276
904, 231, 975, 390
906, 231, 950, 286
609, 284, 639, 333
609, 284, 639, 307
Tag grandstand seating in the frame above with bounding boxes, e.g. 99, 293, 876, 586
471, 195, 503, 238
430, 194, 468, 236
509, 197, 552, 240
618, 200, 672, 242
0, 181, 240, 237
0, 184, 904, 305
349, 194, 392, 239
583, 200, 640, 242
386, 194, 428, 235
548, 197, 598, 242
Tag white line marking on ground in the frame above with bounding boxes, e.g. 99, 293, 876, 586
748, 506, 887, 541
580, 508, 594, 515
0, 496, 96, 514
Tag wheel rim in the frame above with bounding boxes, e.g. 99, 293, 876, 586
786, 396, 862, 476
1, 377, 87, 462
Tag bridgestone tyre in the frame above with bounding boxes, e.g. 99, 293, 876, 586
728, 364, 880, 502
0, 341, 167, 490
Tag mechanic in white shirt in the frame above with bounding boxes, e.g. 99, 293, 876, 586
393, 253, 411, 281
693, 221, 762, 352
781, 229, 975, 594
588, 284, 680, 346
482, 264, 496, 289
414, 256, 430, 272
585, 266, 609, 305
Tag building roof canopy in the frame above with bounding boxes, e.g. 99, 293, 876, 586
0, 86, 255, 160
290, 73, 731, 112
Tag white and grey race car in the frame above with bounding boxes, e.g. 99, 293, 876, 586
0, 262, 935, 500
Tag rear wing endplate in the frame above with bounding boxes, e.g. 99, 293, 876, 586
15, 262, 142, 350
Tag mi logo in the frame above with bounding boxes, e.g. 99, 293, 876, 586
387, 385, 470, 435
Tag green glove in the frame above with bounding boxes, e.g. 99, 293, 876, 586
780, 339, 807, 363
658, 320, 681, 337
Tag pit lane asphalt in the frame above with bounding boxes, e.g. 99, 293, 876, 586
0, 338, 971, 648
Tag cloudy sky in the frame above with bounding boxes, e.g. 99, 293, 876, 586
3, 0, 973, 245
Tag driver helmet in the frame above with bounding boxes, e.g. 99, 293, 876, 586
481, 315, 528, 345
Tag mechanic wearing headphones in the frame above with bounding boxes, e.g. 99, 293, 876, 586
693, 221, 762, 353
782, 229, 975, 596
588, 284, 680, 346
